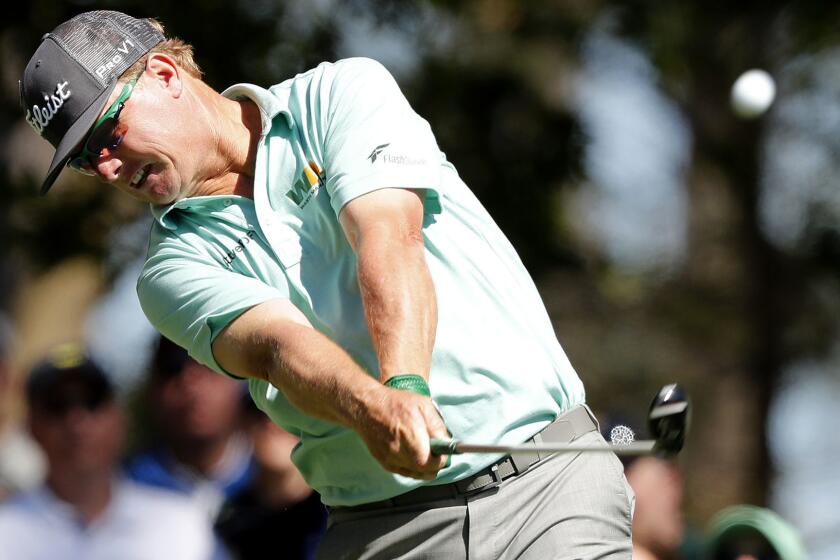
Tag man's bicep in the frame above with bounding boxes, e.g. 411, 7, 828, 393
212, 298, 313, 380
338, 188, 426, 251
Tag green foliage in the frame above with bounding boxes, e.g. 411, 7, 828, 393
410, 57, 584, 270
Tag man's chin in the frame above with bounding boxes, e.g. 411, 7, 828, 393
144, 184, 181, 206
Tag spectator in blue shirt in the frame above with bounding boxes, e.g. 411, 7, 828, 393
125, 335, 255, 519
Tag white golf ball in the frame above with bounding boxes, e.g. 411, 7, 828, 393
609, 425, 636, 446
731, 69, 776, 119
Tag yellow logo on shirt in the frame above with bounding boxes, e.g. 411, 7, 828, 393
287, 161, 324, 208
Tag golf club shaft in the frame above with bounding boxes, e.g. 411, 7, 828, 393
430, 438, 656, 457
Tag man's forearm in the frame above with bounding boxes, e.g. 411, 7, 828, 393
213, 300, 382, 429
356, 232, 438, 382
213, 299, 448, 479
261, 321, 384, 426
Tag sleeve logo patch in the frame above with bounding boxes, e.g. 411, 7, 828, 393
367, 143, 390, 163
366, 142, 426, 166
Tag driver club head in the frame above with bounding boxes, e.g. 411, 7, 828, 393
648, 383, 691, 456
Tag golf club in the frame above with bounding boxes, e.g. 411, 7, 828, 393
430, 383, 690, 457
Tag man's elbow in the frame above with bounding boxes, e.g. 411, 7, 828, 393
212, 299, 313, 381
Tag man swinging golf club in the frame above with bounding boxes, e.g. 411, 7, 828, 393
20, 10, 649, 558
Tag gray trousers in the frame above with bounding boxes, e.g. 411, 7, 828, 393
316, 430, 635, 560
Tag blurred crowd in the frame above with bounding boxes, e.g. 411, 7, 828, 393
0, 312, 809, 559
0, 318, 326, 560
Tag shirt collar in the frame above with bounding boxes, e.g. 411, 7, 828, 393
150, 83, 293, 230
150, 197, 200, 230
221, 83, 294, 134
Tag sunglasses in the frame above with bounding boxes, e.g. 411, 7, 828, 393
67, 74, 140, 176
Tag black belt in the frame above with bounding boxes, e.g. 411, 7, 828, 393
339, 405, 598, 512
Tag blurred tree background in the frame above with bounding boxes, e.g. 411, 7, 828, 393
3, 0, 840, 555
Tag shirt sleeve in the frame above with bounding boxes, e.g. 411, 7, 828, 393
322, 58, 443, 216
137, 255, 287, 376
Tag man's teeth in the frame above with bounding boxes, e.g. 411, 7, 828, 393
130, 166, 147, 187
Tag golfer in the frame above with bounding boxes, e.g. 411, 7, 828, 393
21, 11, 634, 559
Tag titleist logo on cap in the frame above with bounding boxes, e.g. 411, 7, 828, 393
25, 81, 72, 136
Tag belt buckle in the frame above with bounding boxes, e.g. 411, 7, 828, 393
488, 463, 503, 485
462, 462, 504, 496
479, 463, 504, 494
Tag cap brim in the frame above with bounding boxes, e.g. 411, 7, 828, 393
40, 81, 120, 195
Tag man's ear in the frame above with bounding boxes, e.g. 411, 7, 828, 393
145, 53, 182, 98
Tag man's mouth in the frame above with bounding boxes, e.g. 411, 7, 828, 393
129, 164, 152, 188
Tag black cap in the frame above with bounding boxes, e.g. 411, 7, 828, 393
20, 11, 164, 194
26, 343, 114, 405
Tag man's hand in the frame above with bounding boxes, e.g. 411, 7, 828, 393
355, 385, 449, 480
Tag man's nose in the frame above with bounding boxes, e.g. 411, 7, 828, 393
94, 154, 123, 182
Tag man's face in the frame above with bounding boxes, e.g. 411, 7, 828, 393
29, 378, 123, 477
70, 55, 202, 206
151, 359, 242, 444
83, 73, 187, 205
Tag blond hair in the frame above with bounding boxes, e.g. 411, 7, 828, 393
120, 18, 203, 82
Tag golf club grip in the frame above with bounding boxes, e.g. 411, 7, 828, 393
430, 437, 459, 455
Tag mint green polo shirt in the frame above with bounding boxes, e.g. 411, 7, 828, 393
138, 58, 585, 506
